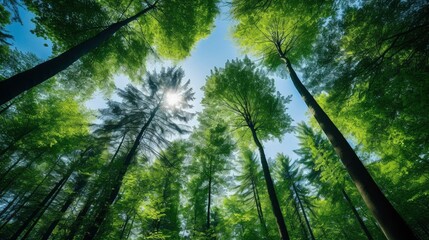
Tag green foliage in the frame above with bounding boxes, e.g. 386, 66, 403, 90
0, 4, 11, 62
231, 0, 333, 69
203, 57, 292, 142
182, 114, 234, 237
23, 0, 220, 96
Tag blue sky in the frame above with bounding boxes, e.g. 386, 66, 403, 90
6, 6, 309, 161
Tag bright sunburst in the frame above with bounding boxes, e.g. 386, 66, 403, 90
165, 91, 182, 107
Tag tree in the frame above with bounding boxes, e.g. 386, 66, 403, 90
295, 122, 377, 240
235, 148, 270, 239
183, 113, 234, 238
0, 0, 220, 105
274, 154, 316, 240
83, 67, 194, 239
202, 57, 292, 240
231, 2, 417, 239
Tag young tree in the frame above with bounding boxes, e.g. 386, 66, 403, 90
296, 122, 378, 240
184, 113, 234, 238
231, 2, 417, 239
83, 67, 194, 239
0, 0, 219, 105
235, 149, 270, 238
202, 57, 292, 240
274, 154, 316, 240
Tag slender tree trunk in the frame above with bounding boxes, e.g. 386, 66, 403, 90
21, 177, 68, 240
206, 158, 213, 231
341, 188, 374, 240
125, 213, 136, 240
66, 193, 94, 239
0, 158, 58, 231
41, 175, 88, 240
281, 56, 416, 240
0, 3, 157, 105
120, 211, 132, 239
0, 128, 35, 158
110, 132, 127, 164
0, 192, 21, 219
292, 183, 315, 240
83, 106, 159, 240
249, 124, 290, 240
252, 177, 269, 237
10, 171, 71, 239
291, 194, 308, 240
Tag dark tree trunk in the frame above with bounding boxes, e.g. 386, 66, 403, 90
125, 213, 136, 239
206, 158, 213, 231
119, 211, 132, 239
341, 188, 374, 240
83, 106, 159, 240
251, 177, 269, 237
292, 183, 315, 240
0, 3, 157, 105
41, 174, 88, 240
66, 193, 93, 239
10, 171, 71, 239
249, 124, 290, 240
293, 199, 309, 240
0, 192, 22, 220
0, 128, 35, 158
0, 159, 58, 231
21, 177, 68, 240
281, 56, 416, 240
110, 132, 127, 164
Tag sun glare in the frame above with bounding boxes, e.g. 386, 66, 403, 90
165, 91, 182, 107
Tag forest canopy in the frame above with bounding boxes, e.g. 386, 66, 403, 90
0, 0, 428, 239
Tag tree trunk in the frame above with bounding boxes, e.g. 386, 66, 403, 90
66, 193, 94, 239
292, 183, 315, 240
281, 56, 416, 240
341, 188, 374, 240
21, 176, 68, 240
119, 211, 132, 239
83, 106, 159, 240
0, 3, 157, 105
0, 158, 58, 231
125, 213, 136, 240
249, 125, 290, 240
41, 174, 88, 240
0, 192, 21, 220
206, 158, 213, 231
10, 171, 71, 239
252, 177, 269, 237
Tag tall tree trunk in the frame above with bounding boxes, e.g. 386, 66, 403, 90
119, 211, 132, 239
291, 194, 308, 240
21, 177, 68, 240
110, 132, 127, 164
280, 56, 416, 240
66, 192, 94, 239
0, 2, 157, 105
206, 158, 213, 231
41, 174, 88, 240
341, 188, 374, 240
10, 171, 71, 239
251, 177, 269, 237
83, 106, 159, 240
249, 124, 290, 240
292, 183, 315, 240
0, 158, 58, 231
0, 192, 22, 220
0, 128, 36, 158
125, 213, 136, 240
